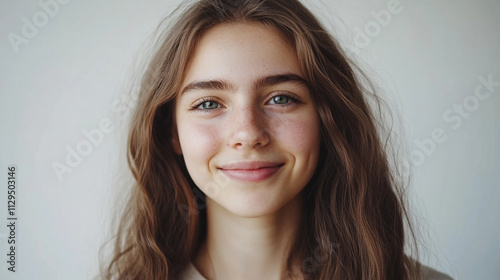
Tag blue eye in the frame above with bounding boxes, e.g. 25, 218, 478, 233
189, 97, 224, 112
270, 95, 290, 105
199, 100, 220, 110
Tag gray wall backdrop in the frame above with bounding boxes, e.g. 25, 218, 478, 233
1, 0, 499, 279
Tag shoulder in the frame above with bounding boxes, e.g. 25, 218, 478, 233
421, 264, 454, 280
179, 262, 207, 280
178, 261, 452, 280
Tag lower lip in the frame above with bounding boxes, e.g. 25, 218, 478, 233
219, 165, 283, 182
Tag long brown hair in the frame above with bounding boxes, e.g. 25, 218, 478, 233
101, 0, 421, 279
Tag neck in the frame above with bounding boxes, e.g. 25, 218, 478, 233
194, 194, 304, 280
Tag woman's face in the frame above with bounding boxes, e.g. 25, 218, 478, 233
174, 23, 320, 217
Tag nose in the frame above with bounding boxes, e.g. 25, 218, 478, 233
227, 106, 270, 150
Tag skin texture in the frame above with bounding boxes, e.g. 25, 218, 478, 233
173, 23, 320, 279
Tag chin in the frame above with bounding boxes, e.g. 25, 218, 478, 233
210, 190, 301, 219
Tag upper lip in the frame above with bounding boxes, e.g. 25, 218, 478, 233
218, 161, 284, 170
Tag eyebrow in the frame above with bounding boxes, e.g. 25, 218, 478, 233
181, 80, 237, 95
253, 73, 309, 92
181, 73, 309, 96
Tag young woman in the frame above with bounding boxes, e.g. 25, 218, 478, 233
101, 0, 452, 279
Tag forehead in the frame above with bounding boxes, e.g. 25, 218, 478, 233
181, 23, 302, 87
197, 22, 292, 50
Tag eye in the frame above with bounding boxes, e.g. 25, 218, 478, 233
269, 95, 290, 105
199, 100, 220, 110
190, 97, 223, 111
267, 93, 301, 107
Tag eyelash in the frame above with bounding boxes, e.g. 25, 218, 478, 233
189, 92, 301, 112
189, 97, 223, 111
268, 92, 301, 107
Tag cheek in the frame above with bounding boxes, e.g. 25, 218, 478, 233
273, 114, 320, 156
178, 121, 220, 168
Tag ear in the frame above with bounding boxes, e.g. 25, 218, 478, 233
171, 126, 183, 155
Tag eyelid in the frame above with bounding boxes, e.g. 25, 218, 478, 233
189, 96, 224, 111
266, 91, 302, 105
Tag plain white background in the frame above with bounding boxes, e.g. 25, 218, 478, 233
0, 0, 498, 279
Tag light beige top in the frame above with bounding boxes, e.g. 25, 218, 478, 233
179, 262, 453, 280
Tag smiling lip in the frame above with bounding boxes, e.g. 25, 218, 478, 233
218, 161, 284, 182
